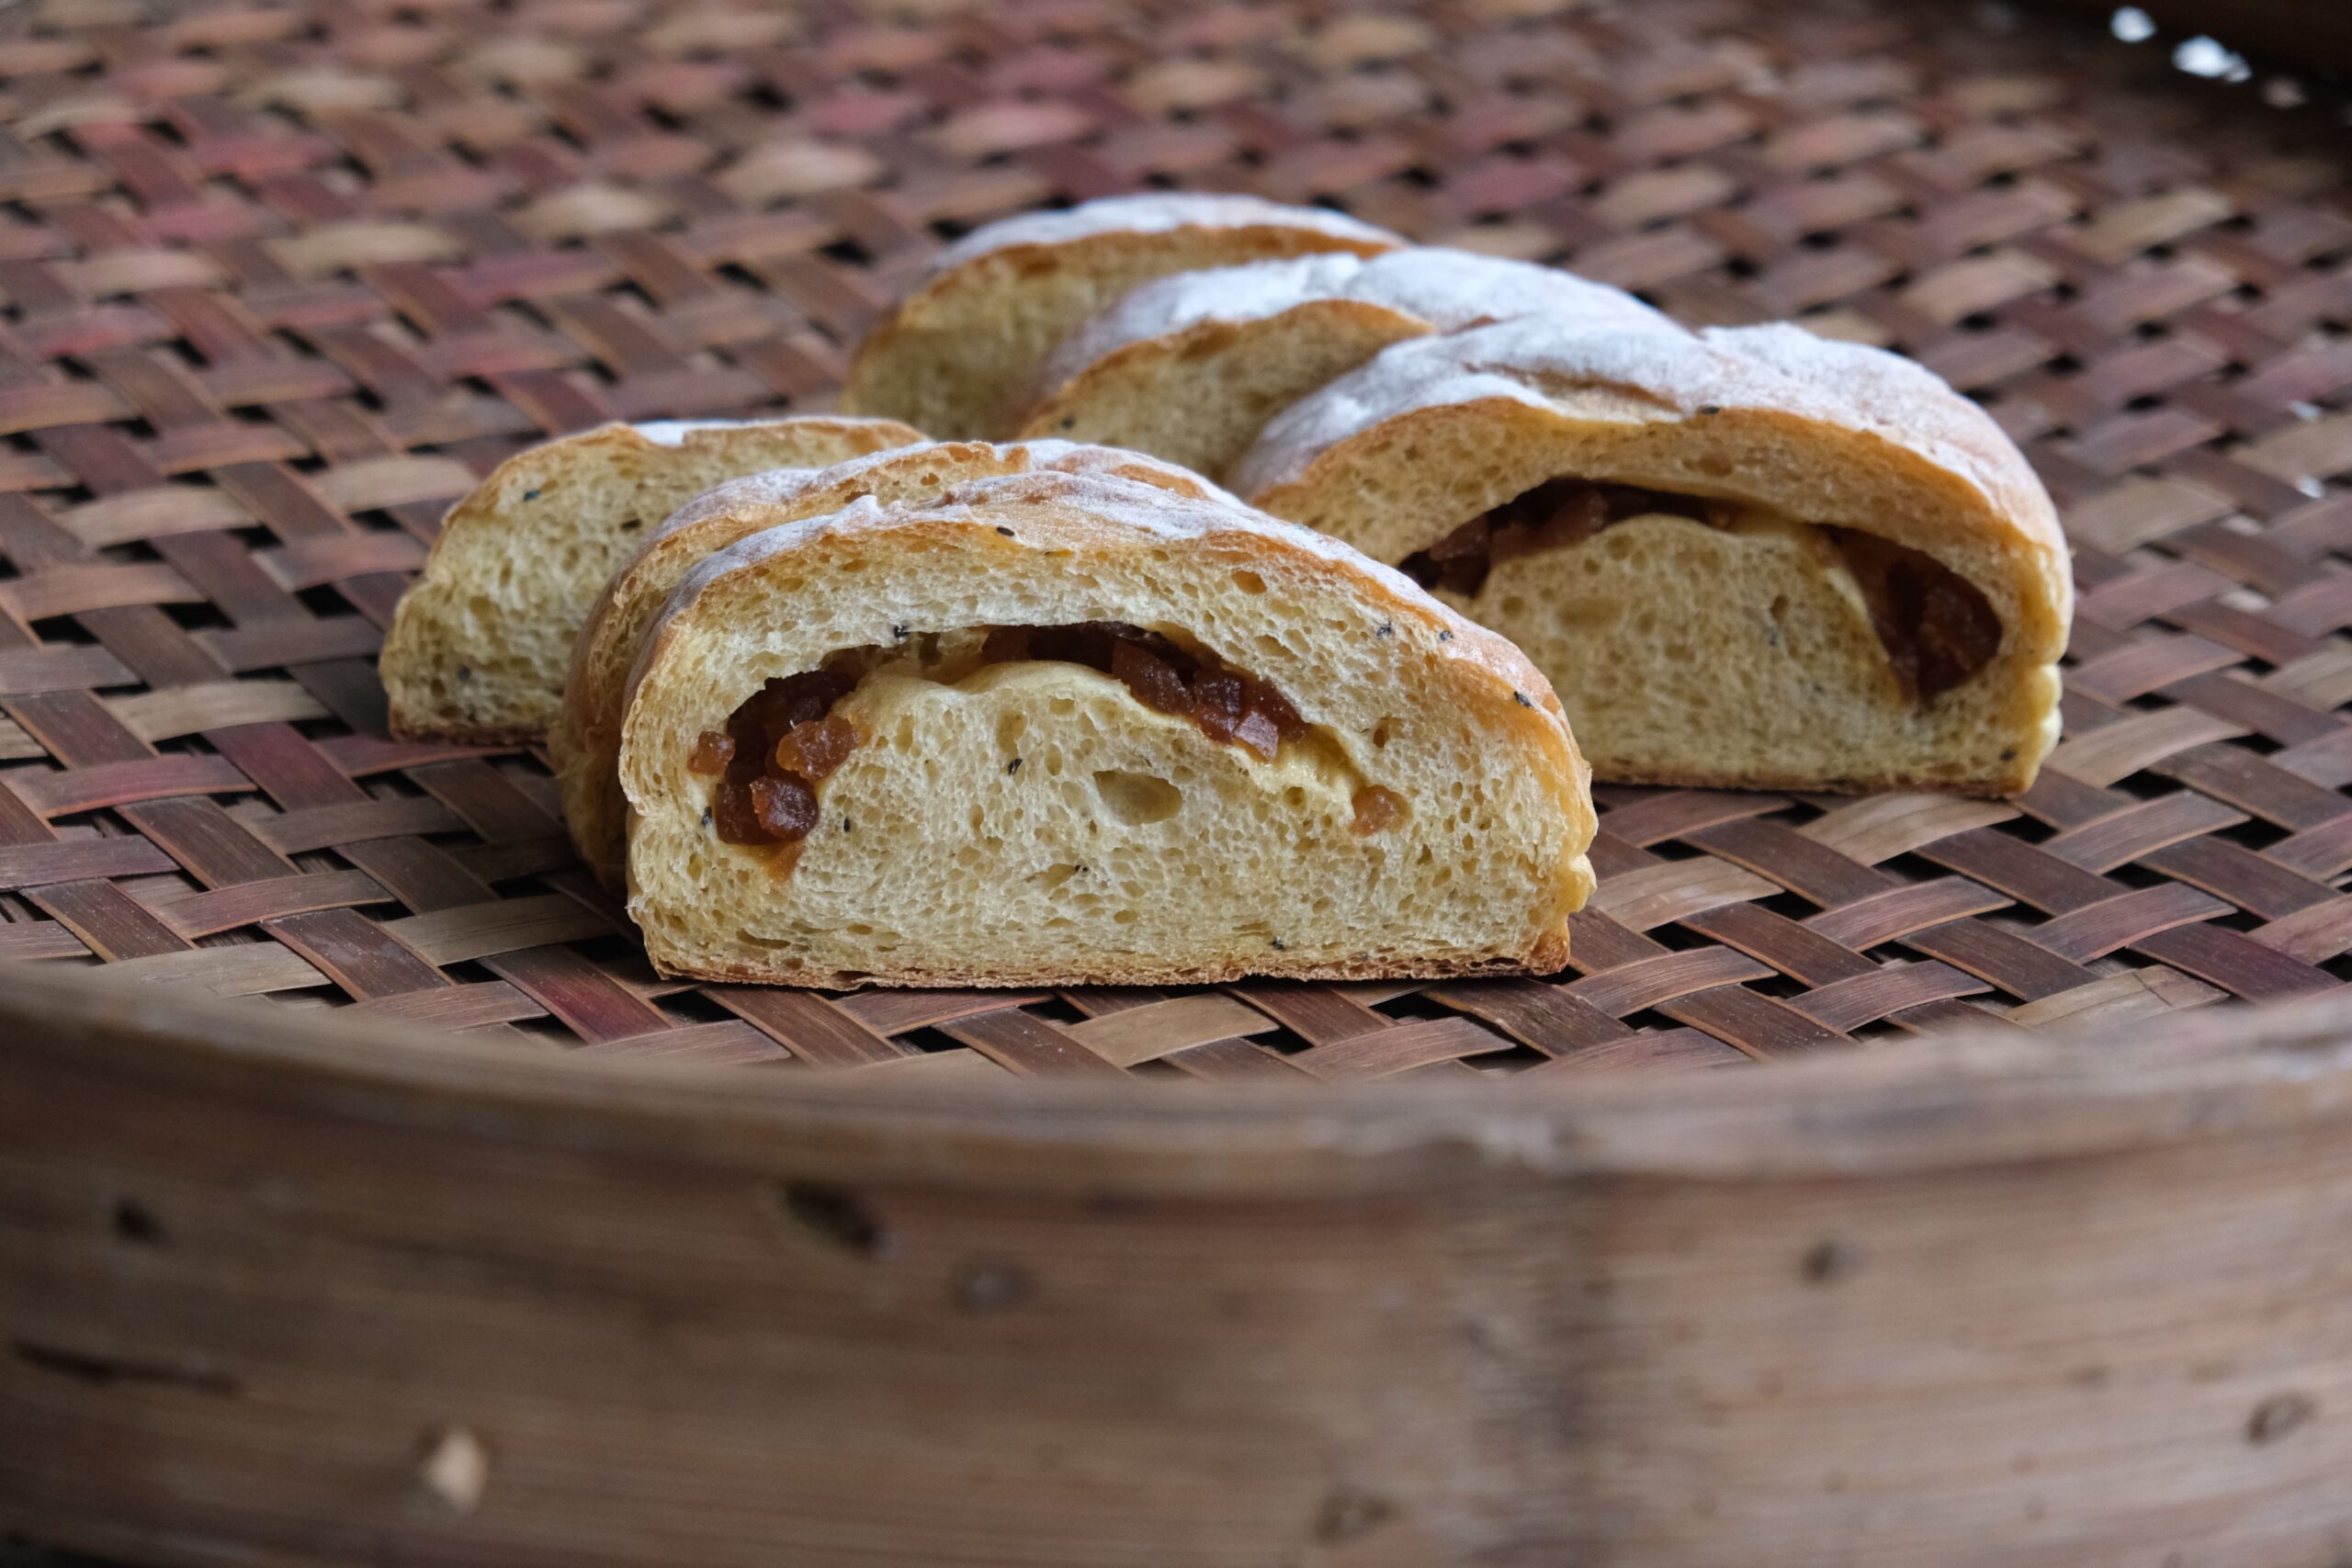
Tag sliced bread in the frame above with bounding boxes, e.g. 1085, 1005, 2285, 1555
1016, 247, 1671, 481
617, 468, 1594, 987
840, 193, 1400, 441
381, 416, 920, 744
1231, 319, 2072, 796
554, 440, 1223, 886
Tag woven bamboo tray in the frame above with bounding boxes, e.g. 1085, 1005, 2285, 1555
5, 0, 2352, 1559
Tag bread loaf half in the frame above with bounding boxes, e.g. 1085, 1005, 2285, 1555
555, 440, 1224, 886
382, 417, 920, 744
1233, 319, 2071, 796
618, 469, 1594, 987
1016, 247, 1670, 481
841, 193, 1399, 441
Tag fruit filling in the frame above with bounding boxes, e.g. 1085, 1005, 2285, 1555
978, 623, 1309, 760
1399, 477, 2003, 703
1820, 527, 2005, 703
689, 665, 858, 849
689, 622, 1316, 848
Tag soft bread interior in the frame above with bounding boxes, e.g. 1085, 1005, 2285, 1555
1450, 513, 2058, 791
1015, 303, 1425, 482
384, 420, 914, 742
676, 660, 1453, 983
554, 442, 1218, 887
620, 493, 1592, 987
842, 228, 1393, 441
1248, 400, 2067, 795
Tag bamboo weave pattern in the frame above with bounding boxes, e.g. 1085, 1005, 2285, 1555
1, 0, 2348, 1080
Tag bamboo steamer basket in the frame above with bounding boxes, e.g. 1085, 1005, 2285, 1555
4, 0, 2352, 1559
7, 961, 2352, 1567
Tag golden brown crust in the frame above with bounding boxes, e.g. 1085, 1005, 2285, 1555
847, 228, 1396, 391
861, 231, 1399, 361
1018, 246, 1675, 438
1708, 322, 2064, 569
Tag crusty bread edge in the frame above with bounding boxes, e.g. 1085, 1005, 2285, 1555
1250, 394, 2066, 606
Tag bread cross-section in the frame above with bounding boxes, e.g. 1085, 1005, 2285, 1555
616, 468, 1595, 987
554, 439, 1227, 887
1233, 319, 2073, 797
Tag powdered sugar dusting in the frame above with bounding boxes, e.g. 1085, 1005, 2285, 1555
664, 494, 896, 621
1232, 318, 1754, 497
999, 439, 1245, 508
630, 415, 907, 447
1701, 323, 2054, 552
1230, 314, 2053, 552
640, 468, 1558, 744
1039, 247, 1673, 394
668, 470, 1435, 637
930, 192, 1399, 273
632, 419, 757, 446
1040, 254, 1373, 388
1343, 248, 1671, 335
647, 440, 1237, 547
649, 467, 842, 542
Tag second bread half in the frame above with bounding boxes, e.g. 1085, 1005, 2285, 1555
1233, 319, 2072, 797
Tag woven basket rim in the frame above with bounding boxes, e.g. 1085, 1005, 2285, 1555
20, 962, 2352, 1193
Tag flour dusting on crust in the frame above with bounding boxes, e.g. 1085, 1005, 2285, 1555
1231, 314, 2060, 563
931, 193, 1400, 272
646, 441, 1235, 548
629, 415, 911, 447
644, 468, 1555, 718
1700, 323, 2056, 558
630, 419, 758, 446
1231, 319, 1747, 497
1041, 247, 1675, 392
